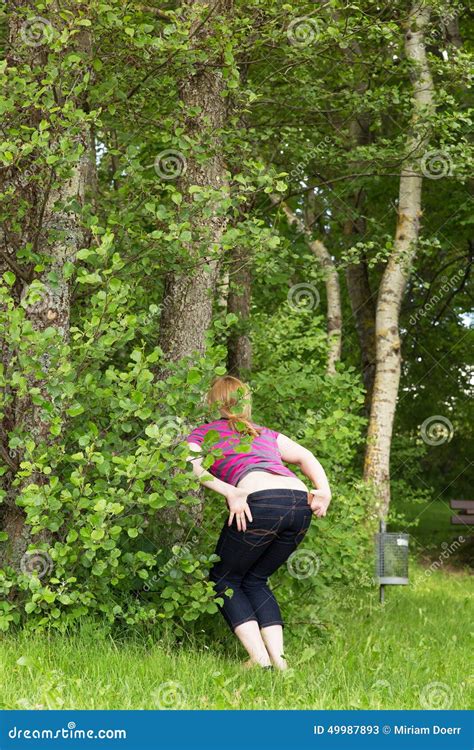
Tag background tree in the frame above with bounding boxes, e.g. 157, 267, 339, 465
0, 0, 95, 570
364, 2, 435, 516
158, 0, 233, 366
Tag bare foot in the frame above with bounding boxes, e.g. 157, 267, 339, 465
242, 658, 272, 670
242, 658, 256, 670
271, 655, 288, 671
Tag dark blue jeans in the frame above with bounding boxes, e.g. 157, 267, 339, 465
209, 488, 312, 631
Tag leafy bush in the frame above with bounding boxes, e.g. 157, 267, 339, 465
0, 273, 235, 632
1, 271, 373, 634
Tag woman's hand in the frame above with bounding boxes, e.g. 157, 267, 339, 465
308, 489, 331, 517
226, 487, 253, 531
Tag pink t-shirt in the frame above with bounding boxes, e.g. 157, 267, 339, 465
185, 418, 297, 487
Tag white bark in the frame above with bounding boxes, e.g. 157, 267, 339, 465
364, 2, 435, 517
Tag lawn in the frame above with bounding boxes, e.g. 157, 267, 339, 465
1, 559, 472, 710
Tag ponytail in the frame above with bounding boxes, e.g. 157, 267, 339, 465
220, 408, 261, 438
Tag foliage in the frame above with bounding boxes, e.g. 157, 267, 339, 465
0, 0, 472, 633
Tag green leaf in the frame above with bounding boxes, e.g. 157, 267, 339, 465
94, 498, 107, 511
186, 369, 201, 384
66, 403, 84, 417
145, 423, 160, 439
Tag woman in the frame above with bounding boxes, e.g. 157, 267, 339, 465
185, 375, 331, 671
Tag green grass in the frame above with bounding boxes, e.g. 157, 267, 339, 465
0, 560, 472, 710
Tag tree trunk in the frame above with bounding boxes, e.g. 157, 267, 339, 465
0, 3, 92, 571
227, 244, 253, 376
314, 237, 342, 376
444, 16, 462, 48
344, 256, 376, 414
364, 3, 435, 517
304, 192, 342, 375
158, 0, 231, 365
272, 196, 342, 375
342, 117, 377, 416
333, 19, 376, 414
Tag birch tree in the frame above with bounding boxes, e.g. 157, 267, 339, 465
364, 2, 435, 516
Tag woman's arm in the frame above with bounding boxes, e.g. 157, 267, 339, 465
186, 442, 253, 530
187, 442, 234, 497
277, 433, 332, 517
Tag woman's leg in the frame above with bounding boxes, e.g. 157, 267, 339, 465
240, 566, 287, 669
241, 504, 312, 669
234, 621, 272, 667
209, 521, 280, 667
260, 624, 287, 670
210, 492, 311, 668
